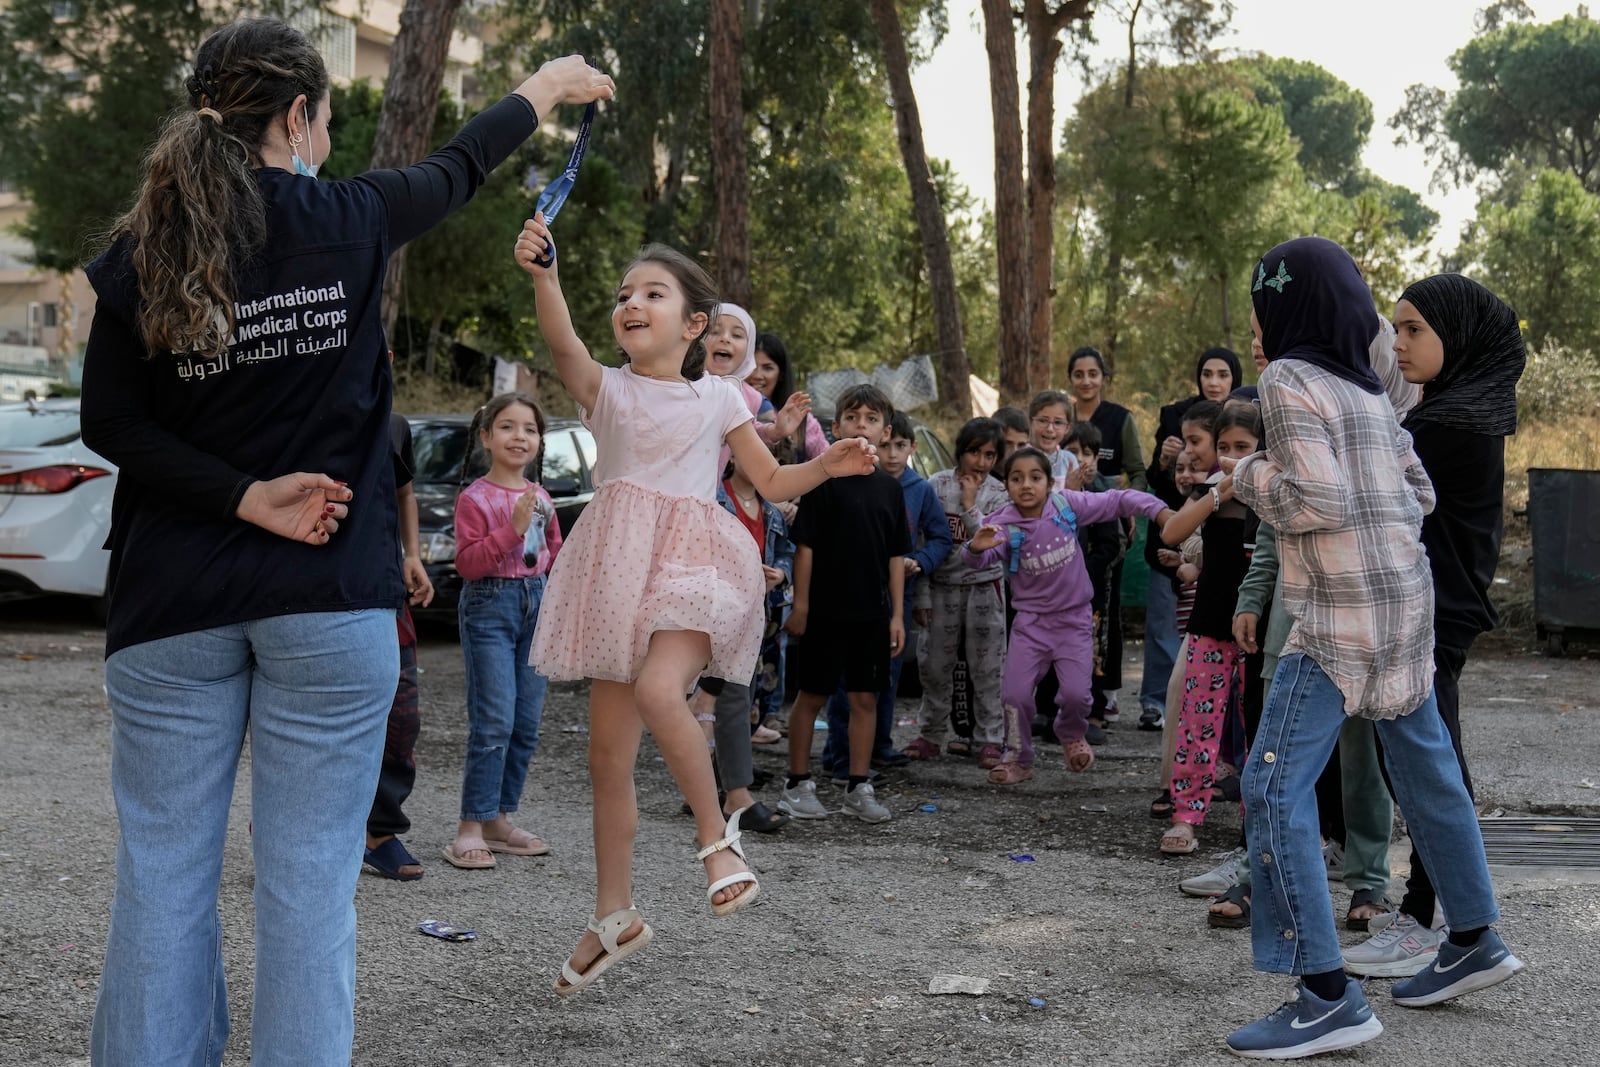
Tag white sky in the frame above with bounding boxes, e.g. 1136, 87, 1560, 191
908, 1, 1590, 256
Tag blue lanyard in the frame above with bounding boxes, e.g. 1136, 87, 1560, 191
531, 102, 596, 267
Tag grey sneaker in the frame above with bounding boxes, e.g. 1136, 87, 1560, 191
841, 782, 892, 823
1342, 912, 1444, 977
776, 779, 829, 820
1137, 705, 1164, 731
1179, 848, 1243, 898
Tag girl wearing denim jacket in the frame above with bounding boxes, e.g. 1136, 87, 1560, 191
444, 391, 563, 870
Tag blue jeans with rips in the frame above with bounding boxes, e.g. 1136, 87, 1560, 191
93, 609, 398, 1067
1245, 653, 1499, 976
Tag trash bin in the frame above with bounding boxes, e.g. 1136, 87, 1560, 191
1527, 467, 1600, 655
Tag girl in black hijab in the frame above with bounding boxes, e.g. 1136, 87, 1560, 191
1343, 274, 1527, 976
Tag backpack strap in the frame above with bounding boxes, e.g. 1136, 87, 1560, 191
1049, 492, 1078, 538
1005, 525, 1026, 574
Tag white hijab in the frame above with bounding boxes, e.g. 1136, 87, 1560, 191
717, 302, 757, 381
1369, 315, 1420, 419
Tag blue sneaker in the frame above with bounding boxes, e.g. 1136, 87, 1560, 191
1226, 979, 1383, 1059
1391, 929, 1523, 1007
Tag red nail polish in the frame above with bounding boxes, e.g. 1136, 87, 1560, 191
325, 503, 335, 513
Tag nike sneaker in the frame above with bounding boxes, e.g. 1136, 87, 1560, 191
1392, 929, 1524, 1007
1226, 978, 1383, 1059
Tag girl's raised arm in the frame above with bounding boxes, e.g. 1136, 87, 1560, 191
514, 214, 602, 412
726, 421, 876, 503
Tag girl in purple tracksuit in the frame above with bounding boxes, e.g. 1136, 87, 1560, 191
964, 447, 1174, 782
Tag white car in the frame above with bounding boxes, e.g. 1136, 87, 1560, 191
0, 398, 116, 615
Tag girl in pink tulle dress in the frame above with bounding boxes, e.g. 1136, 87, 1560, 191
514, 216, 877, 996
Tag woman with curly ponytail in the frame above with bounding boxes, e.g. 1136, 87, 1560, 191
79, 16, 613, 1065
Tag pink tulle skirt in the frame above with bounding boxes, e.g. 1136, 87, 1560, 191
531, 479, 764, 684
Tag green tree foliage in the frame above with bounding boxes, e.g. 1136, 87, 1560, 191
0, 0, 243, 268
1063, 65, 1298, 385
1393, 11, 1600, 194
1461, 168, 1600, 352
1238, 56, 1371, 189
1060, 57, 1429, 398
496, 0, 988, 398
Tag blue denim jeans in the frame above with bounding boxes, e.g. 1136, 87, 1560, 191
1245, 654, 1499, 975
1139, 569, 1179, 713
93, 609, 398, 1067
458, 576, 548, 822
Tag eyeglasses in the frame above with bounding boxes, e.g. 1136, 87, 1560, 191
1031, 417, 1070, 430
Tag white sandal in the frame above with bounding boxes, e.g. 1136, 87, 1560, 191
698, 807, 760, 917
553, 906, 653, 997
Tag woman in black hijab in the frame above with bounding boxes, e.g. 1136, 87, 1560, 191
1342, 274, 1527, 977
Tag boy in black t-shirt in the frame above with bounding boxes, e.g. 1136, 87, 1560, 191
779, 385, 912, 824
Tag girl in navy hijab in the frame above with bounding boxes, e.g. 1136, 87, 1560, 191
1223, 238, 1522, 1059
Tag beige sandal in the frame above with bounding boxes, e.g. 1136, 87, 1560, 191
1160, 822, 1199, 855
699, 808, 760, 917
553, 907, 653, 997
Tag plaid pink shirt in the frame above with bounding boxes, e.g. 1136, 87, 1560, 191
1233, 360, 1437, 720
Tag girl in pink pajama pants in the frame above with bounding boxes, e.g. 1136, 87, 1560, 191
964, 447, 1172, 781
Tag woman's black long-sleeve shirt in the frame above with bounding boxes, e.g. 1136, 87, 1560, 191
81, 95, 539, 655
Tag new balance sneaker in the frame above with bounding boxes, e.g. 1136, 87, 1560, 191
1137, 705, 1165, 731
1391, 929, 1523, 1007
777, 779, 829, 820
1226, 979, 1383, 1059
841, 782, 892, 823
1342, 912, 1444, 978
1179, 848, 1243, 898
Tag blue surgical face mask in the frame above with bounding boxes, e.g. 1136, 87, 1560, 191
291, 103, 319, 179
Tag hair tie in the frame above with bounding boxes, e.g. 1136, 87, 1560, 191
196, 107, 223, 123
187, 63, 222, 106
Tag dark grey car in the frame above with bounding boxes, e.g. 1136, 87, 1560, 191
408, 414, 596, 622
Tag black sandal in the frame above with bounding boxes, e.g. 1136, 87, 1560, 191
1149, 790, 1174, 819
1207, 884, 1250, 929
1345, 887, 1393, 931
729, 800, 789, 834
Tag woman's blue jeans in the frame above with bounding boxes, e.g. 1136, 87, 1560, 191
1245, 653, 1499, 975
458, 576, 548, 822
92, 609, 398, 1067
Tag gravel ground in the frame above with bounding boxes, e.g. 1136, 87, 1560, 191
2, 600, 1598, 1066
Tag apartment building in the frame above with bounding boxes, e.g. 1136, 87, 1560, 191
0, 0, 486, 393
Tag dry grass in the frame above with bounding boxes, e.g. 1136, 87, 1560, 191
391, 367, 581, 420
392, 372, 486, 416
1503, 414, 1600, 513
1492, 413, 1600, 647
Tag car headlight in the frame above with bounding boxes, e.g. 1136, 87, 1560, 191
418, 531, 455, 565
